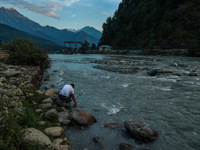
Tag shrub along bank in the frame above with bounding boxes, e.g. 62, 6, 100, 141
0, 39, 72, 150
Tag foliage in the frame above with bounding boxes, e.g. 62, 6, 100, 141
0, 87, 56, 150
91, 43, 97, 50
0, 109, 23, 150
3, 38, 50, 71
80, 40, 90, 53
187, 39, 200, 56
99, 0, 200, 52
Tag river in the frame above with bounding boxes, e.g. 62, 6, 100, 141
40, 54, 200, 150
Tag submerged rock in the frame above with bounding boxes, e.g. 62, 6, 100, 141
188, 71, 198, 76
93, 137, 103, 144
119, 143, 132, 150
69, 110, 96, 126
147, 69, 158, 76
104, 122, 119, 129
124, 119, 158, 143
58, 111, 70, 125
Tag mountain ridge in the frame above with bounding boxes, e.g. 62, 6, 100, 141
0, 23, 63, 51
0, 7, 101, 45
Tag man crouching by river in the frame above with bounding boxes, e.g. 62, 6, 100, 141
58, 84, 77, 110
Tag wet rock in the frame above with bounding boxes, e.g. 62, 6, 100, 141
39, 103, 52, 109
58, 111, 70, 124
188, 71, 198, 76
44, 127, 64, 137
93, 137, 103, 144
44, 109, 58, 120
119, 143, 132, 150
49, 94, 59, 103
124, 119, 158, 142
104, 122, 119, 129
22, 128, 52, 149
69, 110, 96, 126
43, 98, 53, 103
61, 119, 71, 126
45, 89, 59, 96
147, 69, 158, 76
173, 72, 183, 76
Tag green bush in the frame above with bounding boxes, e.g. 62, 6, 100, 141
0, 101, 23, 150
3, 38, 50, 71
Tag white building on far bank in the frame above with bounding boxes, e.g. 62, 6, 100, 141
99, 45, 112, 51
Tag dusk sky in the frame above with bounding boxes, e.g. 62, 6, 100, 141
0, 0, 122, 31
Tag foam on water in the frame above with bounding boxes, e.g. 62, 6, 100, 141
101, 102, 123, 115
122, 83, 129, 88
150, 86, 172, 91
156, 77, 177, 82
101, 75, 111, 79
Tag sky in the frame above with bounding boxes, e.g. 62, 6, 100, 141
0, 0, 122, 31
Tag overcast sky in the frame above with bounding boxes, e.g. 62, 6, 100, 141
0, 0, 122, 31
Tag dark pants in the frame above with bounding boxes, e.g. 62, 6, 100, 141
58, 94, 72, 103
57, 94, 72, 111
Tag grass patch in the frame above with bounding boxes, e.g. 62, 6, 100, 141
0, 87, 58, 150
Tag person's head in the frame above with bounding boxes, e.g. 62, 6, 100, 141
71, 84, 75, 88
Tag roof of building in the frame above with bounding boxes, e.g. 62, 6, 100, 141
99, 45, 112, 48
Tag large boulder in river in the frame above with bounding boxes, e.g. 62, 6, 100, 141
69, 110, 96, 126
124, 119, 158, 143
22, 128, 52, 149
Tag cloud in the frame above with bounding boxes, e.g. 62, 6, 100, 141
71, 14, 76, 17
0, 6, 18, 10
1, 0, 79, 19
104, 0, 122, 4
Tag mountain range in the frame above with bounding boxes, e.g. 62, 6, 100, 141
0, 23, 63, 51
0, 7, 102, 49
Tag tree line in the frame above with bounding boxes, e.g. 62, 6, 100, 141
99, 0, 200, 53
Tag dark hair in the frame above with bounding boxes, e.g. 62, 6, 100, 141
71, 84, 75, 88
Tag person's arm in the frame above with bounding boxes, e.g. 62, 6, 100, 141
71, 93, 77, 106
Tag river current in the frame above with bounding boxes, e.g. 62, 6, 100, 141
40, 54, 200, 150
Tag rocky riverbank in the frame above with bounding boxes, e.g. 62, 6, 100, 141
0, 61, 98, 149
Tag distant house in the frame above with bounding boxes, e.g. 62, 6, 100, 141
99, 45, 112, 51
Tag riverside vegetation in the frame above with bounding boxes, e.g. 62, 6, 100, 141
0, 38, 98, 150
99, 0, 200, 56
0, 39, 69, 150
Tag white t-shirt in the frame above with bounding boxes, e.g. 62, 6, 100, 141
59, 84, 74, 97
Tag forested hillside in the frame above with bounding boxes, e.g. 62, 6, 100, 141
99, 0, 200, 52
0, 23, 62, 52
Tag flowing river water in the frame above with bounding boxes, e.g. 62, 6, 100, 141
40, 54, 200, 150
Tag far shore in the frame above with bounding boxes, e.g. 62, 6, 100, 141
48, 48, 200, 57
